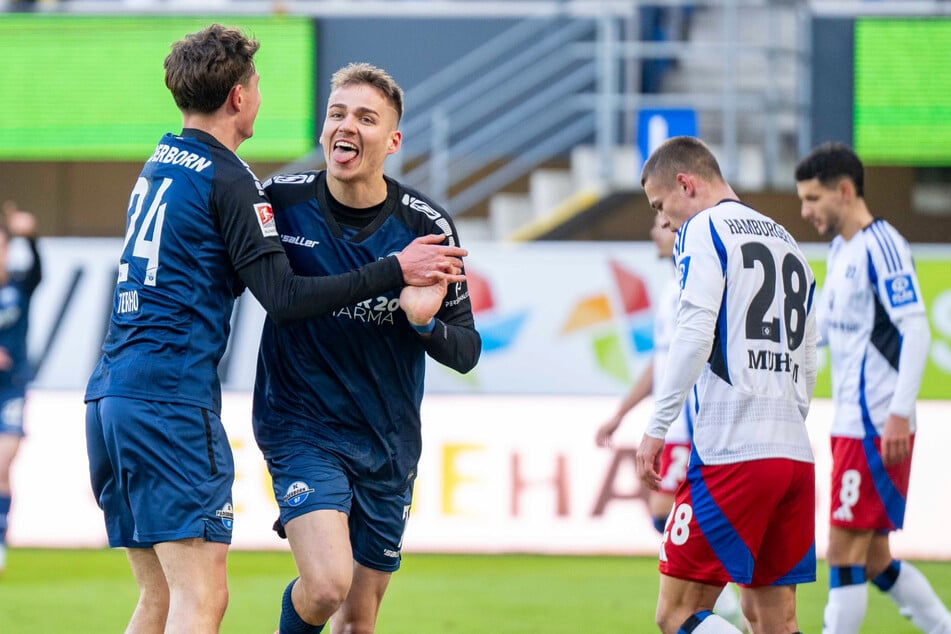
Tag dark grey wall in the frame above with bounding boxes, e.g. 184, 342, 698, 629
315, 17, 520, 121
811, 17, 854, 147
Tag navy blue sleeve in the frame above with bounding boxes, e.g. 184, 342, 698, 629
213, 165, 404, 322
413, 217, 480, 373
237, 252, 403, 324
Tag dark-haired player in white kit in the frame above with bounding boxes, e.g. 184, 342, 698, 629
796, 142, 951, 634
253, 63, 480, 634
84, 26, 466, 634
635, 136, 818, 634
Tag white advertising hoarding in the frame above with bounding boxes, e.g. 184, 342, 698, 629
10, 393, 951, 560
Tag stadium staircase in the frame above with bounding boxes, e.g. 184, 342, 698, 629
280, 1, 810, 242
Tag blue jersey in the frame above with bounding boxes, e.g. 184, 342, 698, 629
85, 129, 284, 414
0, 239, 42, 398
253, 172, 480, 488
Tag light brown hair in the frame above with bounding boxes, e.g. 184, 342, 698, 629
164, 23, 260, 114
331, 62, 404, 122
640, 136, 724, 188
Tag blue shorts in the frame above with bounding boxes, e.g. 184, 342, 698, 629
267, 446, 413, 573
0, 393, 25, 437
85, 396, 235, 548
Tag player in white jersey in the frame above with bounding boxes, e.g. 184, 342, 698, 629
635, 136, 818, 634
796, 143, 951, 634
596, 212, 745, 630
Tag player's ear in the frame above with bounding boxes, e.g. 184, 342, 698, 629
836, 176, 856, 201
387, 130, 402, 155
227, 83, 243, 113
675, 172, 693, 195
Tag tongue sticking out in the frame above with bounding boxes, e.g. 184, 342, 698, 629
332, 144, 358, 164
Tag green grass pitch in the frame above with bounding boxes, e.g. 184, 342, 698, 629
2, 548, 950, 632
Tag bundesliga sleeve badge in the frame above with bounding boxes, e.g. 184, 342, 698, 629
254, 202, 278, 238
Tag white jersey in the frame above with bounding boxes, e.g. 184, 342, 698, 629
653, 271, 694, 444
660, 200, 817, 465
819, 219, 926, 437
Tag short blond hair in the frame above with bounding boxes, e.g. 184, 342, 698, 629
330, 62, 404, 122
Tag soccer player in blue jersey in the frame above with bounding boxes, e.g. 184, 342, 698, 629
252, 63, 481, 634
796, 143, 951, 634
0, 201, 42, 576
84, 26, 467, 633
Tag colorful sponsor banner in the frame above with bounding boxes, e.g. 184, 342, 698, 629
10, 392, 951, 559
24, 239, 951, 398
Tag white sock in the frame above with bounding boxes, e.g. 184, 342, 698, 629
714, 584, 746, 631
879, 562, 951, 634
823, 583, 867, 634
680, 611, 743, 633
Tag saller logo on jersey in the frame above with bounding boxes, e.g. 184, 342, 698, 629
885, 274, 917, 308
254, 202, 278, 238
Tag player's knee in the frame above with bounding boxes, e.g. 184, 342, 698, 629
298, 576, 350, 616
174, 582, 228, 621
137, 584, 171, 615
654, 604, 683, 634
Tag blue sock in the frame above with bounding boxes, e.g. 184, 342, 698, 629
829, 565, 866, 588
279, 578, 324, 634
0, 494, 10, 544
652, 516, 667, 534
678, 610, 714, 633
871, 559, 901, 591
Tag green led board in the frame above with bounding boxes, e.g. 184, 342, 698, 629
0, 15, 314, 161
854, 19, 951, 166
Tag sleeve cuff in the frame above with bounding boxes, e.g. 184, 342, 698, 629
410, 318, 437, 334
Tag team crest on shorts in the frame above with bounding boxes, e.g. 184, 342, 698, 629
216, 502, 234, 530
283, 481, 315, 507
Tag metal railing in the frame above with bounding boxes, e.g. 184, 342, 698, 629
46, 0, 811, 215
283, 1, 810, 215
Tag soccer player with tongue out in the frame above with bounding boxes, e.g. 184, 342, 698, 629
254, 63, 481, 634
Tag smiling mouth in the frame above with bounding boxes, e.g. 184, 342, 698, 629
332, 140, 358, 163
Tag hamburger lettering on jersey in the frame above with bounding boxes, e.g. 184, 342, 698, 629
674, 200, 817, 466
85, 129, 284, 414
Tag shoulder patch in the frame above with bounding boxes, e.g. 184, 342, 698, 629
884, 273, 918, 308
401, 192, 457, 246
254, 202, 278, 237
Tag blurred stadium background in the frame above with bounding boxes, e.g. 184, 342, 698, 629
1, 0, 950, 630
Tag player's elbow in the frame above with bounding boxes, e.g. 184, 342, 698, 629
453, 335, 483, 374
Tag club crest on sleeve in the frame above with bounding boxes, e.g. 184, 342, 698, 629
884, 274, 917, 308
254, 202, 278, 237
